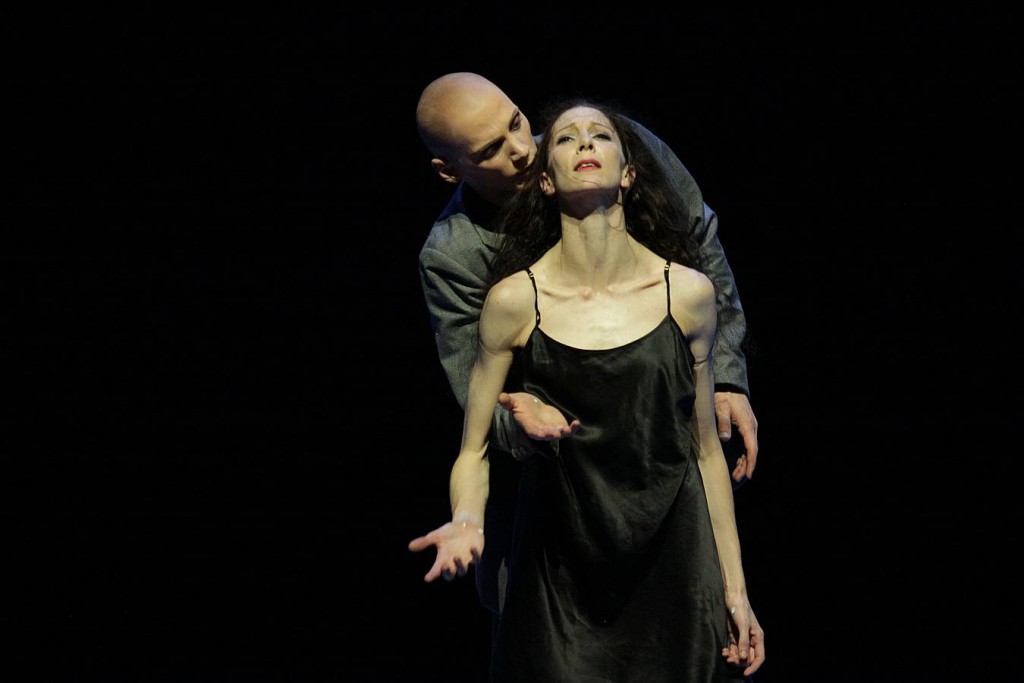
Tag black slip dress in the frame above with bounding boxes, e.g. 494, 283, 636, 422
490, 262, 743, 683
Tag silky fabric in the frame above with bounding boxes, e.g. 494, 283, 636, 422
490, 264, 745, 682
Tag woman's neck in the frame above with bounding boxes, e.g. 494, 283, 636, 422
550, 208, 645, 288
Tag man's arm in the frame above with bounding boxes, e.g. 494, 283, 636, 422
418, 241, 483, 413
697, 204, 749, 395
697, 202, 759, 479
630, 120, 758, 479
419, 218, 562, 457
629, 121, 749, 395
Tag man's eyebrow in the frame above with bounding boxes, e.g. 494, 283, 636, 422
470, 108, 521, 157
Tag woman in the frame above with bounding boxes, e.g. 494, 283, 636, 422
410, 99, 765, 681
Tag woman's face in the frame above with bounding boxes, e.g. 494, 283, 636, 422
542, 106, 631, 198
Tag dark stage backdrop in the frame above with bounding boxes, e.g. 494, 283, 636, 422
7, 7, 1019, 682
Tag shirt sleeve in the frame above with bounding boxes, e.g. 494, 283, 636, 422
630, 120, 751, 396
419, 222, 542, 455
695, 204, 750, 396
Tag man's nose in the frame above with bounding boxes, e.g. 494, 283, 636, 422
509, 136, 530, 160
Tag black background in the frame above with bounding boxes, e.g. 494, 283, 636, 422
7, 7, 1021, 682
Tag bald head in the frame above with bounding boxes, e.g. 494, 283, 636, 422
415, 72, 536, 203
416, 72, 510, 157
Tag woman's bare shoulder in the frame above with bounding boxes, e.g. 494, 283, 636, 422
481, 270, 538, 349
667, 262, 715, 303
486, 270, 535, 310
667, 262, 716, 342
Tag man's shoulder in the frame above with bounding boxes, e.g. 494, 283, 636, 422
420, 214, 483, 265
420, 187, 472, 248
420, 184, 502, 265
424, 208, 472, 243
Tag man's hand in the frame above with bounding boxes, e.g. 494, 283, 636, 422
714, 391, 758, 482
499, 392, 580, 441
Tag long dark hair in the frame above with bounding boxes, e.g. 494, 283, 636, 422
489, 98, 702, 284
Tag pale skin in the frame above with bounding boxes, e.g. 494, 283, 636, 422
410, 106, 764, 675
416, 72, 758, 480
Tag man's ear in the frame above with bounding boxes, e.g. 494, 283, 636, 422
620, 164, 636, 190
540, 171, 556, 196
431, 158, 460, 185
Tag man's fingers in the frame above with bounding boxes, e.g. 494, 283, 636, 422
738, 427, 758, 478
717, 411, 733, 440
731, 457, 746, 483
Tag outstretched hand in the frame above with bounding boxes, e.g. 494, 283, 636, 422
408, 520, 485, 583
714, 391, 759, 482
499, 392, 581, 441
721, 599, 766, 676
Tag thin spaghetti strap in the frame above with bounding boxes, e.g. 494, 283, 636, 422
525, 267, 541, 324
663, 261, 671, 313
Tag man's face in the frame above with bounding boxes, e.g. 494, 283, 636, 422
443, 93, 537, 200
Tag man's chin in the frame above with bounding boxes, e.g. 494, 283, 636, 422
513, 176, 532, 192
